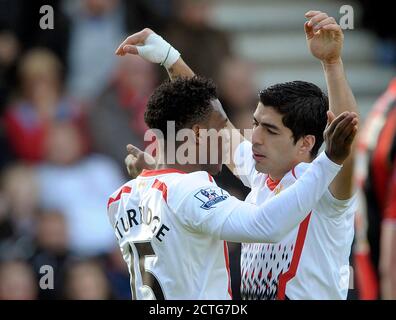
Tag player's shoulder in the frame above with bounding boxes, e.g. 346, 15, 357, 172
108, 180, 136, 205
167, 171, 215, 193
107, 179, 137, 218
292, 161, 311, 179
165, 171, 217, 207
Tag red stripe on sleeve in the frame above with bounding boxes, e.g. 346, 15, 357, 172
107, 186, 132, 209
277, 213, 312, 300
152, 179, 168, 203
223, 241, 233, 299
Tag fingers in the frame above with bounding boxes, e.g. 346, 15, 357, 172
126, 144, 142, 158
313, 16, 337, 31
116, 33, 142, 56
123, 45, 139, 55
125, 156, 140, 178
115, 28, 152, 56
304, 10, 342, 34
304, 21, 315, 39
126, 144, 157, 167
329, 112, 358, 150
307, 12, 328, 27
342, 114, 358, 141
333, 114, 357, 141
326, 110, 336, 126
305, 10, 321, 18
125, 154, 136, 167
324, 110, 335, 133
344, 124, 358, 146
321, 24, 342, 33
325, 111, 349, 136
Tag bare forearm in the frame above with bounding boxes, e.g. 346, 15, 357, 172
166, 57, 195, 80
322, 58, 358, 116
323, 58, 358, 199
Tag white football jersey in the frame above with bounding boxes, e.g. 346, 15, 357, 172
107, 168, 241, 300
235, 141, 357, 300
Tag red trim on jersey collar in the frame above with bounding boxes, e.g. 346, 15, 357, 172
140, 168, 187, 177
266, 168, 297, 191
266, 176, 280, 191
291, 167, 297, 179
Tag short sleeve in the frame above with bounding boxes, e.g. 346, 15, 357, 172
167, 173, 242, 238
233, 141, 258, 188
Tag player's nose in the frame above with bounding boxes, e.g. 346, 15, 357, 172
252, 126, 265, 145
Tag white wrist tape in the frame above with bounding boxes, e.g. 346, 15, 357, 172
136, 33, 181, 69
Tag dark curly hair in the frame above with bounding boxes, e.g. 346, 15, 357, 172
144, 76, 218, 139
259, 81, 329, 157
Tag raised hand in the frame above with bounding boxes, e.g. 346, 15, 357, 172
115, 28, 180, 69
305, 11, 344, 64
324, 111, 358, 165
125, 144, 156, 179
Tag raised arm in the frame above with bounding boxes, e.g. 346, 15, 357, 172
116, 28, 195, 80
305, 10, 359, 200
116, 28, 246, 175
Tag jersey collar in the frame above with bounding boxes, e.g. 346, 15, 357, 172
140, 168, 187, 177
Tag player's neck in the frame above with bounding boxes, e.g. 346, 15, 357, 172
267, 155, 313, 181
156, 163, 203, 174
155, 149, 208, 174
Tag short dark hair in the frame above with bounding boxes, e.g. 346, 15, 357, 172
259, 80, 329, 157
144, 76, 218, 138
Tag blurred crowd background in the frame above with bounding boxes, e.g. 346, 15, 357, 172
0, 0, 395, 300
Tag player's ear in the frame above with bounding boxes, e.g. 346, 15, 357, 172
299, 135, 315, 155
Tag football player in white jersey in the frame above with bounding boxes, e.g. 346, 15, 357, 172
117, 10, 358, 300
108, 75, 356, 300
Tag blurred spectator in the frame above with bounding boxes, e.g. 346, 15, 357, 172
0, 190, 13, 242
0, 164, 39, 238
164, 0, 231, 82
36, 122, 124, 256
0, 31, 20, 169
0, 0, 20, 33
218, 57, 258, 130
29, 210, 71, 299
0, 0, 70, 67
3, 48, 87, 163
0, 31, 20, 112
89, 54, 157, 167
63, 259, 112, 300
0, 259, 38, 300
65, 0, 126, 102
105, 248, 131, 300
354, 78, 396, 299
123, 0, 174, 32
0, 165, 39, 263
